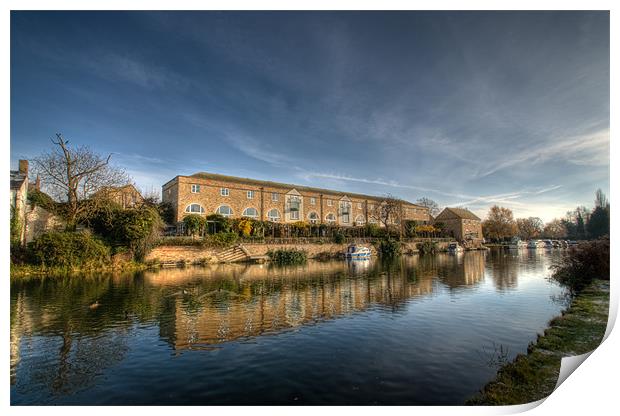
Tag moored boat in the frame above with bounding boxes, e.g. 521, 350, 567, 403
507, 237, 527, 249
448, 242, 464, 253
344, 244, 371, 258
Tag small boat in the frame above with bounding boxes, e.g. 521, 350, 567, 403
527, 240, 543, 249
507, 237, 527, 249
542, 240, 554, 249
447, 242, 464, 253
344, 244, 371, 258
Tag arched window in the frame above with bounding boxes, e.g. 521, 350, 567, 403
267, 208, 280, 222
354, 215, 365, 226
242, 207, 259, 218
185, 203, 205, 214
308, 211, 319, 224
216, 205, 233, 217
325, 213, 336, 224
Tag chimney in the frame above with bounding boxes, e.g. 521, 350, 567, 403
18, 160, 29, 175
35, 175, 41, 191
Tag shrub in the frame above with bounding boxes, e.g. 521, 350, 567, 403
183, 214, 206, 236
206, 214, 231, 234
267, 248, 307, 265
551, 237, 609, 293
28, 231, 111, 268
417, 241, 438, 254
379, 238, 402, 257
333, 232, 346, 244
205, 232, 238, 248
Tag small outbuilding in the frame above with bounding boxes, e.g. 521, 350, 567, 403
434, 207, 483, 242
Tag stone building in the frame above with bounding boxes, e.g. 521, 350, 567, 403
162, 172, 430, 226
94, 184, 144, 209
10, 160, 30, 244
434, 207, 483, 242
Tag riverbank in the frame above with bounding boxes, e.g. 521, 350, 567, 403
467, 279, 609, 405
9, 261, 152, 280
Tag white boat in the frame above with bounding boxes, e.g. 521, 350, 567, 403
448, 242, 464, 253
527, 240, 543, 249
344, 244, 371, 258
507, 237, 527, 249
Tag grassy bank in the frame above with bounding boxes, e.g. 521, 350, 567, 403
467, 279, 609, 405
10, 261, 152, 280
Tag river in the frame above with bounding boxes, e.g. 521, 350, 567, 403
10, 248, 567, 405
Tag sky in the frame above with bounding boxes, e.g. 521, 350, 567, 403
10, 11, 609, 222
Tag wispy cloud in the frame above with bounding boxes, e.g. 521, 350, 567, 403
476, 129, 609, 178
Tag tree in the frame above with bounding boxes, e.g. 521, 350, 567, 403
543, 219, 568, 239
516, 217, 543, 240
587, 189, 610, 238
369, 194, 403, 235
33, 134, 128, 230
416, 197, 441, 217
482, 205, 517, 241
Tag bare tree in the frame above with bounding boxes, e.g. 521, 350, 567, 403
369, 194, 403, 234
416, 197, 441, 217
33, 134, 129, 229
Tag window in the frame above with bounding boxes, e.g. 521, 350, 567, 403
247, 190, 254, 199
267, 209, 280, 222
310, 197, 316, 205
242, 207, 258, 218
325, 213, 336, 223
340, 201, 351, 224
191, 184, 200, 193
357, 202, 362, 209
185, 203, 205, 214
220, 188, 229, 196
216, 205, 233, 217
272, 192, 279, 202
288, 195, 301, 220
327, 199, 333, 206
355, 215, 365, 226
308, 212, 319, 224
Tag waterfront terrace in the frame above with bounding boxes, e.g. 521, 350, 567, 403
162, 172, 431, 226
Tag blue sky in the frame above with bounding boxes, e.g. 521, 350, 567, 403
10, 11, 609, 222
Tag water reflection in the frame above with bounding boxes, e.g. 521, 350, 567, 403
10, 250, 563, 404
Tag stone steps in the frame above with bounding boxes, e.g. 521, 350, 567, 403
216, 245, 250, 263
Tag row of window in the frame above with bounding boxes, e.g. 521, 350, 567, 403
190, 184, 374, 208
184, 203, 373, 224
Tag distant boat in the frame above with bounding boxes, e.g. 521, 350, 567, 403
448, 242, 464, 253
527, 240, 544, 249
507, 237, 527, 249
344, 244, 371, 258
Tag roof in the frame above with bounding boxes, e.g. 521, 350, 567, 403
435, 207, 481, 221
10, 171, 27, 191
184, 172, 427, 208
96, 184, 143, 196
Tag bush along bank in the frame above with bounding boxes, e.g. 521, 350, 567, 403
267, 248, 308, 265
467, 237, 610, 405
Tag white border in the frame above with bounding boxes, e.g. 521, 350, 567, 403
3, 2, 616, 416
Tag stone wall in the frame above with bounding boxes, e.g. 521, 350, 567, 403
24, 205, 65, 243
146, 240, 455, 265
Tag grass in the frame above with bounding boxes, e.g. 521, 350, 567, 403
10, 261, 151, 280
467, 280, 609, 405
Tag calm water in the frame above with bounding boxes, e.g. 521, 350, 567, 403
11, 249, 567, 405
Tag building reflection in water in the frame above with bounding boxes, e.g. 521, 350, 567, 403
10, 251, 498, 391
